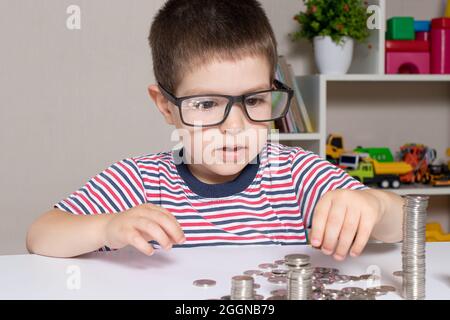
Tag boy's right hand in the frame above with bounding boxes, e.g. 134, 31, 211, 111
103, 203, 185, 256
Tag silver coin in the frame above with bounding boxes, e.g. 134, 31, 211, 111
366, 287, 387, 296
363, 274, 381, 281
271, 268, 289, 275
221, 295, 231, 300
341, 287, 365, 296
274, 259, 285, 265
334, 275, 350, 284
268, 276, 287, 284
316, 276, 335, 285
312, 292, 328, 300
329, 268, 339, 274
261, 271, 273, 278
259, 263, 277, 269
243, 269, 263, 276
254, 294, 265, 300
393, 271, 403, 277
284, 254, 310, 266
314, 267, 332, 274
348, 293, 375, 300
271, 289, 287, 296
379, 285, 396, 292
349, 275, 360, 282
193, 279, 216, 287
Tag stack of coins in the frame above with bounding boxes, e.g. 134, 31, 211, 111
285, 254, 313, 300
230, 275, 255, 300
402, 195, 428, 300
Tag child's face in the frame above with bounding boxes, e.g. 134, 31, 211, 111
149, 55, 271, 182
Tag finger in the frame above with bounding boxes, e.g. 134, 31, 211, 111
126, 229, 154, 256
141, 208, 185, 244
321, 201, 347, 256
350, 213, 376, 257
145, 210, 185, 243
333, 207, 361, 261
309, 194, 332, 248
134, 217, 173, 250
143, 203, 180, 225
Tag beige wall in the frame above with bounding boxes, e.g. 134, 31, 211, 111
0, 0, 447, 255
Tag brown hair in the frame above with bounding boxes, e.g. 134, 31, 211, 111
148, 0, 278, 94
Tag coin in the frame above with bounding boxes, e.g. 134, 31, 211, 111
334, 275, 350, 284
193, 279, 216, 287
379, 285, 396, 292
393, 271, 403, 277
271, 289, 287, 296
271, 268, 289, 275
254, 294, 265, 300
274, 259, 285, 265
402, 195, 428, 300
366, 287, 387, 296
349, 275, 360, 282
220, 295, 230, 300
258, 263, 277, 269
341, 287, 365, 296
268, 276, 287, 284
243, 269, 263, 276
285, 254, 310, 265
231, 275, 254, 300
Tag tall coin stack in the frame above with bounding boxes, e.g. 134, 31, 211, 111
285, 254, 313, 300
230, 275, 255, 300
402, 195, 429, 300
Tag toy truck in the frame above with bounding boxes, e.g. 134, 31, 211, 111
353, 147, 395, 162
424, 163, 450, 187
327, 134, 397, 164
399, 143, 436, 184
326, 134, 345, 163
339, 154, 413, 189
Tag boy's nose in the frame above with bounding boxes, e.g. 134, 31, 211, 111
219, 102, 246, 134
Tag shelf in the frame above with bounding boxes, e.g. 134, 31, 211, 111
318, 74, 450, 82
268, 133, 321, 141
386, 186, 450, 196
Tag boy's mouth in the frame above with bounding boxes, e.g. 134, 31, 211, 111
215, 145, 248, 163
219, 145, 246, 152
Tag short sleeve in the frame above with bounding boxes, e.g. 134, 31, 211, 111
291, 148, 370, 229
53, 158, 146, 252
54, 158, 146, 215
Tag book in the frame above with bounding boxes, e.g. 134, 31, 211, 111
288, 64, 314, 133
278, 56, 306, 133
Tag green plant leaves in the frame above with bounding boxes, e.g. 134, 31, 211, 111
292, 0, 370, 44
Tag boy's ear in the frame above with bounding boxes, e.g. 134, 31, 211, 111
147, 84, 175, 125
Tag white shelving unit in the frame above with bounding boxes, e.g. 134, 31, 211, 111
277, 0, 449, 229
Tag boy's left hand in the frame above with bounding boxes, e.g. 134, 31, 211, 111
309, 189, 384, 261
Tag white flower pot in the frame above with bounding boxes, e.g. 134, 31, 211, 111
313, 36, 354, 74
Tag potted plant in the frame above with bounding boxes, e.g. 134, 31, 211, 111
292, 0, 370, 74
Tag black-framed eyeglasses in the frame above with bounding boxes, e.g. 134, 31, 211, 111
158, 79, 294, 127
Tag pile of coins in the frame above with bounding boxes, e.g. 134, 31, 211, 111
402, 195, 429, 300
285, 254, 313, 300
195, 254, 398, 300
230, 275, 255, 300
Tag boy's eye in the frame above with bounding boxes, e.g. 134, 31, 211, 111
188, 100, 217, 110
245, 96, 265, 107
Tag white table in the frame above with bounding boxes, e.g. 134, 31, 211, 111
0, 243, 449, 300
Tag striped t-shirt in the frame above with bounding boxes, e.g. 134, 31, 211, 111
54, 142, 369, 250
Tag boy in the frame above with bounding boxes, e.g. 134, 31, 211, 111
27, 0, 404, 261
